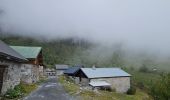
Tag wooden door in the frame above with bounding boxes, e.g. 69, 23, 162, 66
0, 65, 5, 93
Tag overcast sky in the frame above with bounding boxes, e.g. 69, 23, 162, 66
0, 0, 170, 53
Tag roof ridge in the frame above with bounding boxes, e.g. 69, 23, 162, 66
10, 46, 42, 48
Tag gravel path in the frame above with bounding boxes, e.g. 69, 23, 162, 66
23, 77, 75, 100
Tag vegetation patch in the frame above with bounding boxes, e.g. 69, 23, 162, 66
59, 75, 152, 100
127, 85, 136, 95
150, 73, 170, 100
128, 70, 161, 89
36, 77, 48, 85
59, 75, 79, 95
2, 83, 37, 100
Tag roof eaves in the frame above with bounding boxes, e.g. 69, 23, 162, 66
0, 52, 28, 62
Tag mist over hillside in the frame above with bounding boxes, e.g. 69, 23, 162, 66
0, 33, 170, 72
0, 0, 170, 71
1, 0, 170, 54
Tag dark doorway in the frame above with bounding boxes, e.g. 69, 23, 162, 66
0, 65, 6, 93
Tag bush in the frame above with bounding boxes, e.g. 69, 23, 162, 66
4, 84, 25, 99
4, 83, 37, 99
137, 82, 145, 90
127, 86, 136, 95
150, 73, 170, 100
139, 64, 149, 73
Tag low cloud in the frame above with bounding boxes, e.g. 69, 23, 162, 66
0, 0, 170, 54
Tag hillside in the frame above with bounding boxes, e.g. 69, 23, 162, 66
1, 34, 170, 72
0, 34, 92, 67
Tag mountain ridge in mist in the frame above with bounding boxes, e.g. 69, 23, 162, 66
1, 34, 170, 72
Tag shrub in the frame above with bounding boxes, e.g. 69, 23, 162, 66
139, 64, 149, 73
137, 82, 145, 90
5, 84, 25, 99
127, 86, 136, 95
4, 83, 37, 99
150, 73, 170, 100
130, 66, 135, 71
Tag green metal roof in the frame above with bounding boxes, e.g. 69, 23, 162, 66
10, 46, 42, 59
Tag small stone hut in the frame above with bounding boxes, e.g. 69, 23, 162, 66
75, 68, 131, 93
11, 46, 43, 84
0, 40, 27, 94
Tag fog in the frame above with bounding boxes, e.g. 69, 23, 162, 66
0, 0, 170, 54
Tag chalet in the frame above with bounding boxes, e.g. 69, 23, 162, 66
55, 64, 69, 75
75, 68, 131, 93
11, 46, 43, 84
0, 40, 27, 94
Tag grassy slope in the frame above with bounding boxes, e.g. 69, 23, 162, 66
59, 76, 152, 100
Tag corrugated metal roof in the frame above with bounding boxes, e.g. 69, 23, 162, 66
0, 40, 27, 61
55, 64, 69, 70
89, 81, 111, 87
64, 67, 81, 74
81, 68, 131, 78
10, 46, 42, 59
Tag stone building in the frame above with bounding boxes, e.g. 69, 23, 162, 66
45, 68, 56, 76
55, 64, 68, 75
0, 40, 27, 94
11, 46, 43, 84
75, 68, 131, 93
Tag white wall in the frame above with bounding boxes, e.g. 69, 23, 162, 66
90, 77, 130, 93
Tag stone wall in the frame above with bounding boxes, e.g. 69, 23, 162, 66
32, 65, 39, 83
90, 77, 130, 93
80, 78, 90, 86
0, 60, 21, 94
20, 64, 39, 84
56, 70, 65, 76
39, 66, 44, 77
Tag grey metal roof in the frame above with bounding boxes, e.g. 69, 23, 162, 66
81, 68, 131, 78
0, 40, 27, 61
55, 64, 69, 70
64, 67, 81, 75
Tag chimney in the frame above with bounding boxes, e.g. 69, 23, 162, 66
92, 65, 96, 70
